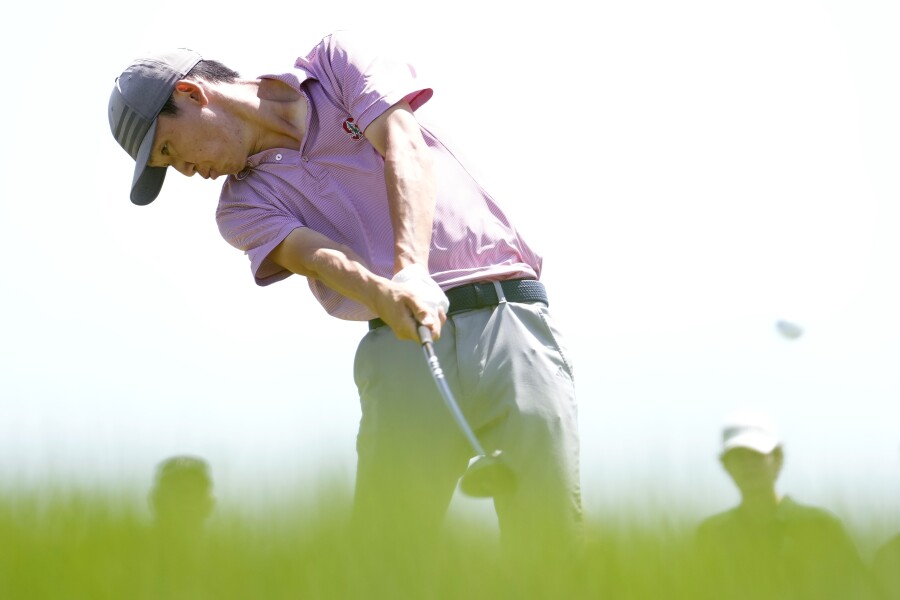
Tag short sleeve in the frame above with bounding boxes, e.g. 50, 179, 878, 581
297, 30, 433, 131
216, 191, 302, 286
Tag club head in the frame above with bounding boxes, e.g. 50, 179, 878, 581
459, 450, 516, 498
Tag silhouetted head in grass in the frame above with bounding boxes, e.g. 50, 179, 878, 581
149, 455, 215, 534
718, 412, 783, 507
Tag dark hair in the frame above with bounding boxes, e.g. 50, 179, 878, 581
158, 59, 240, 117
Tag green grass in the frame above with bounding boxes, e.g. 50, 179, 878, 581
0, 488, 884, 599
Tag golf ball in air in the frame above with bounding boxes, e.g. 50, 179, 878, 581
775, 320, 803, 339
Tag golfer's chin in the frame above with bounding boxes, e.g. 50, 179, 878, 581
197, 168, 229, 181
216, 164, 246, 179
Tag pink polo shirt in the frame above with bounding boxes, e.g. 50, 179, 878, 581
216, 30, 542, 321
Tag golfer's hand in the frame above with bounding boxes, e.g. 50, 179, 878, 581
388, 265, 448, 341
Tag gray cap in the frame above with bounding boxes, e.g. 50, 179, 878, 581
108, 49, 203, 205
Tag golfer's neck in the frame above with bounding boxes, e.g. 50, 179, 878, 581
739, 488, 781, 516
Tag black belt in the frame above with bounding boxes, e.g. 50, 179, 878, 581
368, 279, 547, 330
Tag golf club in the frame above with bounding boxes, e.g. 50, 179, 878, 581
417, 324, 516, 498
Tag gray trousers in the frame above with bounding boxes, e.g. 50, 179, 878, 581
352, 300, 583, 559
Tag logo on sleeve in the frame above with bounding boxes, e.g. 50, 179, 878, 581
342, 117, 363, 140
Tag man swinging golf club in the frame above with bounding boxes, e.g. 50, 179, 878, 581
107, 30, 583, 561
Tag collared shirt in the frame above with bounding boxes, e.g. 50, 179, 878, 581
216, 30, 541, 321
695, 496, 872, 599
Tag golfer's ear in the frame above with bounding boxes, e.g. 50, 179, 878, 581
174, 80, 208, 105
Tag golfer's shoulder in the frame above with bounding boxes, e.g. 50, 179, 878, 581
696, 507, 741, 540
305, 29, 382, 64
779, 496, 844, 526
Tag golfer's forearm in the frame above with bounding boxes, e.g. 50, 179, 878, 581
384, 137, 435, 274
365, 100, 436, 274
308, 250, 391, 312
269, 228, 389, 315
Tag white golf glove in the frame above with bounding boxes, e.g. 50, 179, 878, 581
392, 264, 449, 316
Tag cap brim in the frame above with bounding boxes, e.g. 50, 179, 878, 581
130, 120, 166, 206
722, 431, 780, 455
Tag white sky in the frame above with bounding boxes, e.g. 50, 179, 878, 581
1, 0, 899, 545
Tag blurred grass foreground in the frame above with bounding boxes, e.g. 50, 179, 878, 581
0, 487, 884, 600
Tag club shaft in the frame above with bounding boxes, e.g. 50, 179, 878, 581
417, 325, 487, 456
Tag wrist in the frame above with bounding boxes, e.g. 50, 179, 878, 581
392, 264, 431, 284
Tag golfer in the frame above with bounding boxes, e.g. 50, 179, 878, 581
107, 30, 582, 560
